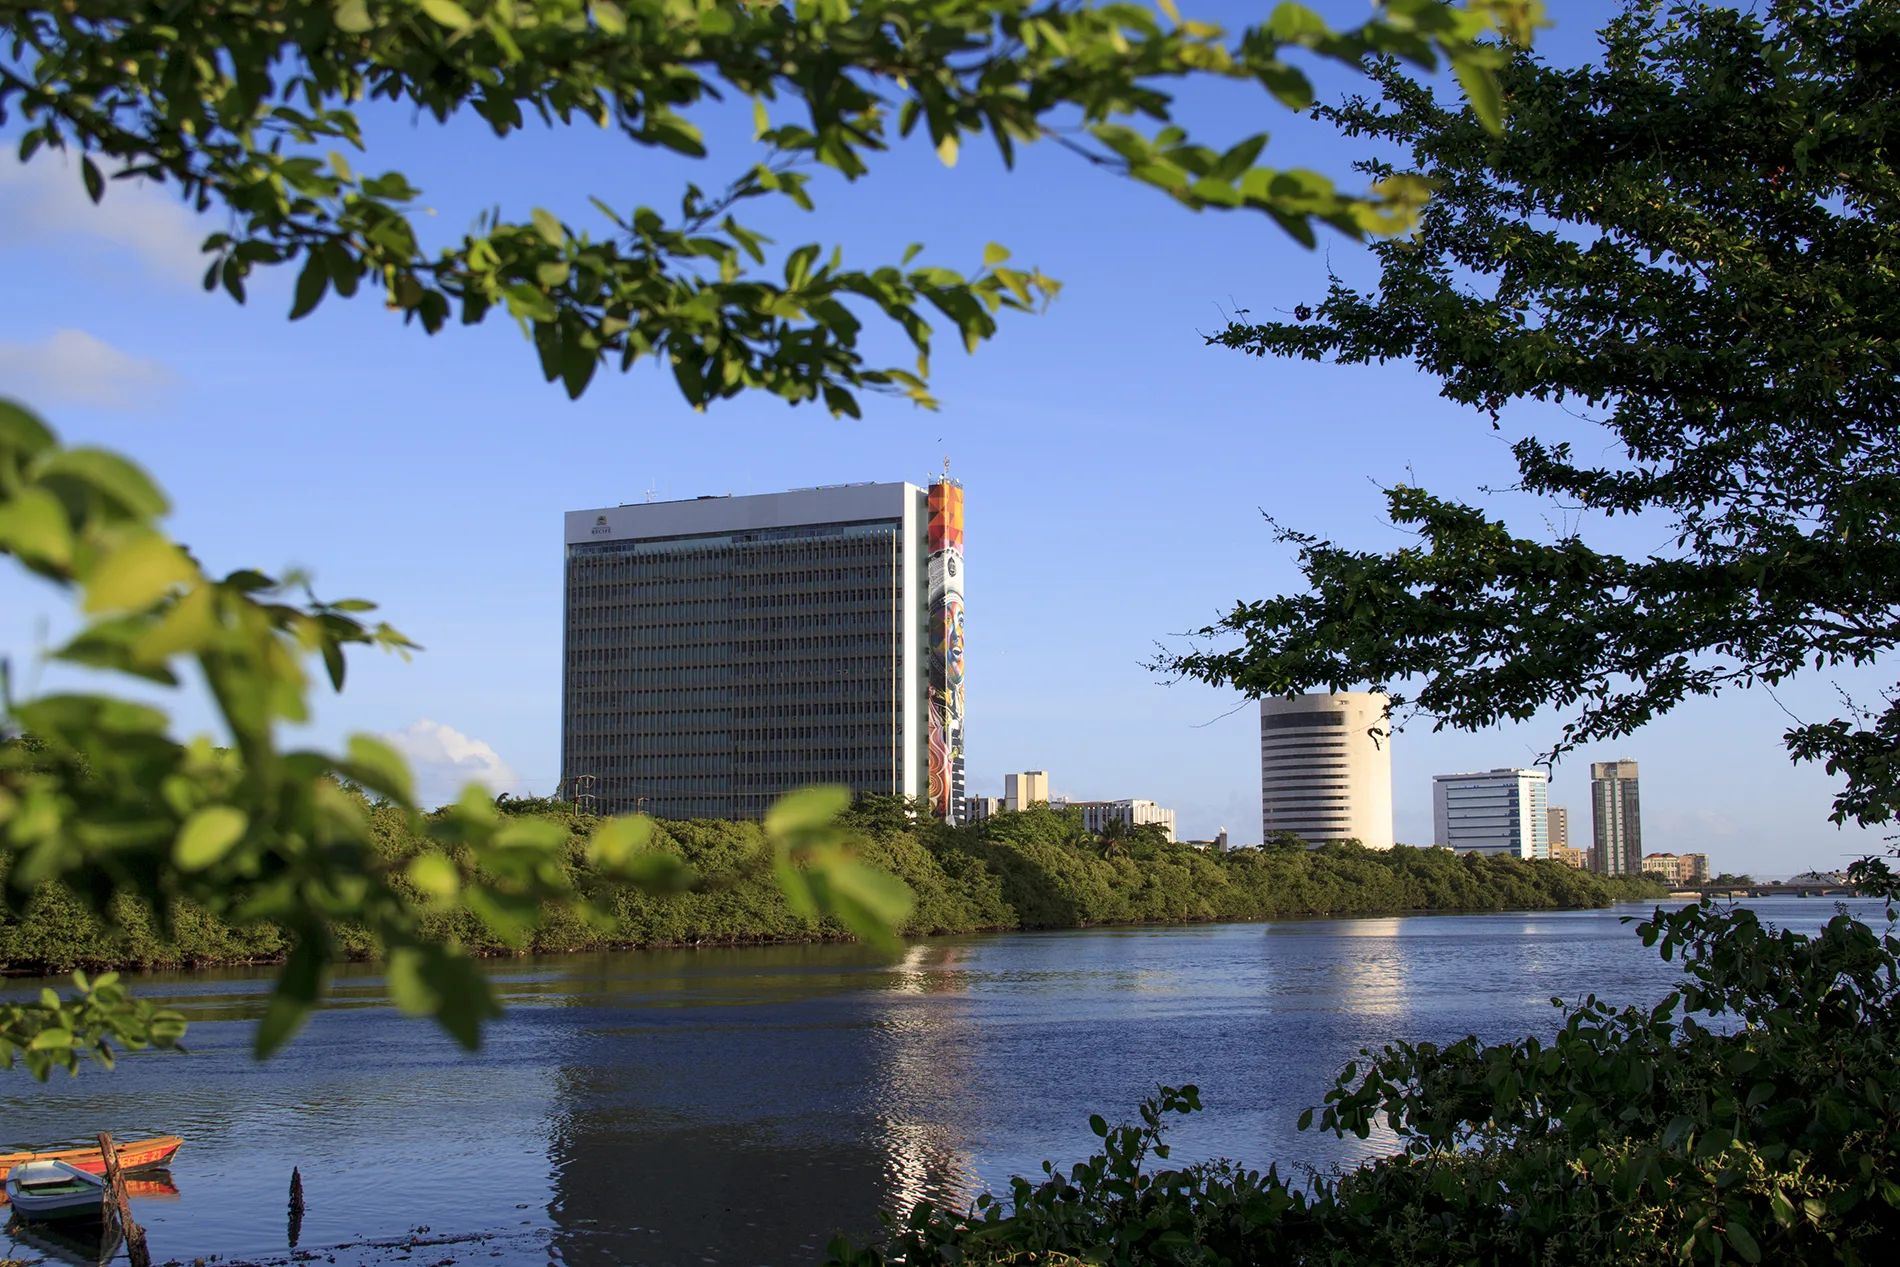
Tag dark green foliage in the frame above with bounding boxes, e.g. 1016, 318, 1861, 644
826, 902, 1900, 1267
0, 798, 1662, 974
1162, 0, 1900, 830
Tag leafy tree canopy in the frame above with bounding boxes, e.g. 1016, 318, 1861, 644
1161, 0, 1900, 830
2, 0, 1538, 412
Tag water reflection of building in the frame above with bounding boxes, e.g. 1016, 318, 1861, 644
1330, 919, 1410, 1017
542, 944, 981, 1267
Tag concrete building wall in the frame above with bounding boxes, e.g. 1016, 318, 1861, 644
1072, 799, 1178, 844
1547, 805, 1569, 851
1004, 771, 1049, 812
1643, 852, 1710, 886
1259, 693, 1394, 850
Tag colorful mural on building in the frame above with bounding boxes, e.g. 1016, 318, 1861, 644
927, 480, 965, 821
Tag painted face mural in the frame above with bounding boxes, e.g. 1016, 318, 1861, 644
926, 481, 965, 820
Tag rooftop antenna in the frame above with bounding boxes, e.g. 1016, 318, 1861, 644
644, 479, 660, 503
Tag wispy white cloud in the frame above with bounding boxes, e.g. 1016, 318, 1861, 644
0, 154, 208, 285
0, 329, 177, 409
382, 718, 524, 810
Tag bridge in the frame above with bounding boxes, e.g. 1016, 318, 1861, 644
1666, 882, 1861, 899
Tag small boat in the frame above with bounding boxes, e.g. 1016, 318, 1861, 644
3, 1160, 107, 1221
0, 1135, 183, 1182
0, 1173, 178, 1209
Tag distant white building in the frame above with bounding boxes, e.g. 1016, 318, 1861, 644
1433, 768, 1550, 859
1260, 693, 1394, 850
1004, 771, 1050, 812
1071, 799, 1178, 844
964, 796, 1003, 822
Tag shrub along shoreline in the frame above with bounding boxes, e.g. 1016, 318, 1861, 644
0, 797, 1666, 975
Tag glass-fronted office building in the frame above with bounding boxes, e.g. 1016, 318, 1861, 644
561, 481, 965, 821
1432, 767, 1551, 858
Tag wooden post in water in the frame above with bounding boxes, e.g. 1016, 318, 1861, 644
288, 1166, 306, 1249
97, 1132, 152, 1267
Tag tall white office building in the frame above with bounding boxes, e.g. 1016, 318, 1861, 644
1432, 768, 1550, 858
1259, 693, 1394, 850
562, 479, 966, 821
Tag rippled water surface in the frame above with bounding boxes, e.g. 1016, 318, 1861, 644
3, 898, 1884, 1267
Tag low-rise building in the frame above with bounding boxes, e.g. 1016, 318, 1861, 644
1642, 852, 1711, 886
1071, 799, 1177, 844
1551, 844, 1588, 869
964, 796, 1003, 822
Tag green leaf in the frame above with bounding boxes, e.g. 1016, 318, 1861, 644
1725, 1220, 1762, 1263
419, 0, 473, 31
254, 937, 326, 1058
531, 207, 565, 247
38, 448, 169, 518
385, 945, 497, 1048
588, 814, 654, 867
764, 785, 852, 842
0, 486, 75, 567
83, 534, 196, 613
0, 398, 57, 457
407, 852, 460, 899
135, 581, 219, 661
935, 133, 959, 168
81, 157, 105, 204
334, 0, 372, 33
1451, 55, 1504, 133
344, 733, 417, 805
289, 249, 331, 320
175, 805, 248, 871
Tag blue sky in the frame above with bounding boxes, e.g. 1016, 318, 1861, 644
1, 2, 1883, 876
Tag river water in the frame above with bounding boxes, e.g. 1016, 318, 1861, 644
2, 898, 1886, 1267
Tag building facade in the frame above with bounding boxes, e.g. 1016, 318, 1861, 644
1432, 768, 1550, 858
1547, 805, 1570, 852
1071, 799, 1178, 844
1259, 693, 1395, 850
1642, 852, 1710, 886
964, 796, 1003, 822
1003, 771, 1049, 812
1590, 759, 1643, 875
561, 480, 965, 821
1551, 844, 1588, 869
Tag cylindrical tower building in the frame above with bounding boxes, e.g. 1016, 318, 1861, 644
1259, 692, 1394, 849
